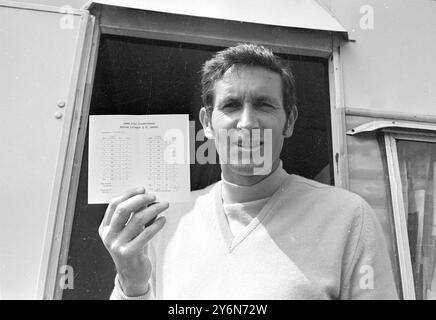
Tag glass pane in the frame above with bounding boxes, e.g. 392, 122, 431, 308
346, 115, 402, 297
397, 140, 436, 300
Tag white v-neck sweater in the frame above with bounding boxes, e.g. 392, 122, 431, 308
111, 174, 398, 300
221, 161, 288, 238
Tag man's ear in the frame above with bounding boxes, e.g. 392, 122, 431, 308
283, 105, 298, 138
199, 106, 215, 139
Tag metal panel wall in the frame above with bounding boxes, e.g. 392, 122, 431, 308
0, 3, 84, 299
322, 0, 436, 115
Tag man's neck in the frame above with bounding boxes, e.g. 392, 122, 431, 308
221, 158, 281, 186
221, 159, 287, 204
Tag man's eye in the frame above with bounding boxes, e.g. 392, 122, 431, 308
222, 102, 240, 110
259, 103, 275, 110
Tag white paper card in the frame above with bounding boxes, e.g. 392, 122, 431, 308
88, 114, 190, 204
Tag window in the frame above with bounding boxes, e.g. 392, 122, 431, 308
385, 132, 436, 299
347, 116, 436, 299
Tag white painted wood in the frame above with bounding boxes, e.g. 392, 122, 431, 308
328, 44, 349, 189
384, 134, 416, 299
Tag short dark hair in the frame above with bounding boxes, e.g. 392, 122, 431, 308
201, 43, 296, 120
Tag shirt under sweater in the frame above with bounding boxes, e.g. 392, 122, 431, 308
221, 161, 288, 238
111, 170, 399, 300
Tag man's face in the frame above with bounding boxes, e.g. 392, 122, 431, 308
201, 65, 296, 177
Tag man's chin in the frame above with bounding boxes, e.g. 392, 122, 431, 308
225, 162, 272, 176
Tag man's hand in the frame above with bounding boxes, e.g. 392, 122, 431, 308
98, 187, 168, 296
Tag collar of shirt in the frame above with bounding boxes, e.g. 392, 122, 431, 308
221, 160, 288, 204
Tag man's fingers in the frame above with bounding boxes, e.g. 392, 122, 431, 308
119, 202, 169, 242
109, 193, 157, 233
101, 187, 145, 227
128, 216, 166, 252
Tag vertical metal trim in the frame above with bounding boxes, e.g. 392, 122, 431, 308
328, 38, 349, 189
54, 16, 100, 301
37, 11, 91, 300
384, 133, 416, 299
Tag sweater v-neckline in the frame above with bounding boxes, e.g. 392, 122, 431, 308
212, 177, 291, 253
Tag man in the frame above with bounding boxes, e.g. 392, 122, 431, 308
100, 43, 398, 299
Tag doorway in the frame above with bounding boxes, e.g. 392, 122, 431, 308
63, 35, 332, 299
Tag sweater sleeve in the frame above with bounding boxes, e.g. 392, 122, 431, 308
109, 274, 155, 300
109, 243, 157, 300
340, 200, 400, 300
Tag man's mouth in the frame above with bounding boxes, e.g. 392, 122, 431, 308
236, 140, 264, 149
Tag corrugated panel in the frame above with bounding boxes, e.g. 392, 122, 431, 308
87, 0, 347, 33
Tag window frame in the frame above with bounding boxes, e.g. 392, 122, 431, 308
89, 3, 349, 188
385, 129, 436, 300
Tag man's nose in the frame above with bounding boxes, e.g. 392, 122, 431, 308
237, 105, 259, 129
